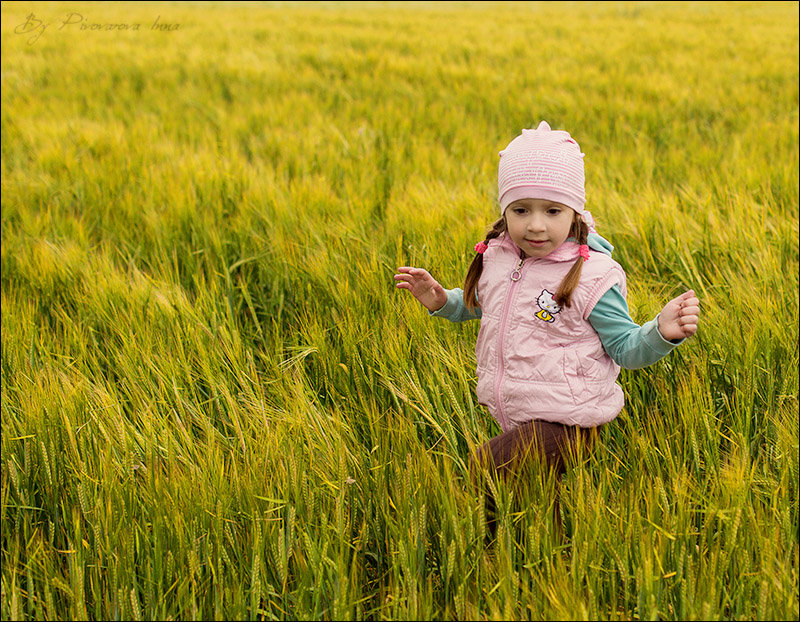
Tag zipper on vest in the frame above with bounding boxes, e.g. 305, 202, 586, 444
510, 257, 524, 282
495, 256, 526, 430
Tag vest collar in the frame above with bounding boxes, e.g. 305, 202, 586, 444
489, 232, 582, 263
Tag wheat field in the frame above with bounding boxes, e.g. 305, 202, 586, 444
1, 1, 798, 620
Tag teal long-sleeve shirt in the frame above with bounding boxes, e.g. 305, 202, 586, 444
430, 285, 682, 369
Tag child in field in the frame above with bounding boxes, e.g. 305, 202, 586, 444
394, 121, 700, 537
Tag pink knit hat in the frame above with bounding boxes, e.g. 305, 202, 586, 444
498, 120, 586, 216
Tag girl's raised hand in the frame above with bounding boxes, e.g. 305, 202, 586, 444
394, 267, 448, 313
657, 290, 701, 341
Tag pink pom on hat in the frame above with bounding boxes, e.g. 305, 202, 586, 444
498, 120, 586, 216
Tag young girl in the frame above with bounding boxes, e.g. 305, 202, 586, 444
394, 121, 700, 536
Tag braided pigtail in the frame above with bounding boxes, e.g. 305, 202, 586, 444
463, 217, 506, 312
554, 214, 590, 308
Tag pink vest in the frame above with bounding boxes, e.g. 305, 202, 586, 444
475, 233, 627, 431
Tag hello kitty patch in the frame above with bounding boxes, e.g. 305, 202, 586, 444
535, 289, 561, 323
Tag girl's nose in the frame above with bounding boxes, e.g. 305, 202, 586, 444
528, 215, 546, 232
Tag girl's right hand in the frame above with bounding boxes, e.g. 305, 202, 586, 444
394, 267, 448, 312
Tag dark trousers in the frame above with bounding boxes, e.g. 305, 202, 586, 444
469, 418, 600, 540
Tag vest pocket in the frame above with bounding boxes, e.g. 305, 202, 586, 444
562, 348, 588, 405
475, 366, 495, 413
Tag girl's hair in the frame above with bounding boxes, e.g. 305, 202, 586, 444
463, 217, 506, 312
463, 212, 590, 311
555, 214, 590, 308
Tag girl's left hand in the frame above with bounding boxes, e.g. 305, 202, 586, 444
657, 290, 701, 341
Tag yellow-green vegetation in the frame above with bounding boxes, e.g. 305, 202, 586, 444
1, 1, 797, 619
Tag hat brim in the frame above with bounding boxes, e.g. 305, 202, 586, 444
499, 185, 585, 215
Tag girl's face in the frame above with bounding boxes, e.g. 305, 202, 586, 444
505, 198, 576, 258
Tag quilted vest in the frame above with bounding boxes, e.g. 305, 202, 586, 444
475, 233, 627, 431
